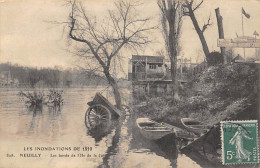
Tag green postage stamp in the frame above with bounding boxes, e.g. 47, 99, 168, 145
221, 120, 259, 165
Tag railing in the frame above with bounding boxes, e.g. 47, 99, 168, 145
129, 71, 191, 82
134, 72, 146, 80
130, 72, 168, 81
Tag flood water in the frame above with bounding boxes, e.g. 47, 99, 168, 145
0, 87, 202, 168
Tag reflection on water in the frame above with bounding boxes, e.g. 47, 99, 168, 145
87, 120, 118, 143
0, 87, 206, 168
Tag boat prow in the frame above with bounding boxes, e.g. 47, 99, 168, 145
181, 118, 211, 135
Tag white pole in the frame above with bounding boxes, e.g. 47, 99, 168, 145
255, 35, 257, 58
242, 12, 246, 59
242, 12, 244, 36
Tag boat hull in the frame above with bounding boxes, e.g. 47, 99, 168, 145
136, 118, 173, 140
181, 118, 210, 135
138, 128, 173, 140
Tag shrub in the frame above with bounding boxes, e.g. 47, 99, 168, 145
212, 64, 257, 99
207, 52, 223, 66
19, 89, 64, 108
19, 90, 45, 108
46, 89, 64, 106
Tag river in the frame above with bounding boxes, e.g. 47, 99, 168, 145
0, 87, 203, 168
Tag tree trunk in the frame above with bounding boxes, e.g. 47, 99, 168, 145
188, 7, 210, 62
168, 19, 179, 98
215, 8, 227, 64
158, 0, 181, 99
104, 68, 122, 110
110, 79, 122, 110
170, 57, 179, 99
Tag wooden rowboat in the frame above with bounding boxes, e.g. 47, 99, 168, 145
181, 118, 211, 135
136, 118, 174, 140
136, 118, 207, 149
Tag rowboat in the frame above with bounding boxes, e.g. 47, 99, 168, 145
181, 118, 211, 135
136, 118, 206, 149
136, 118, 174, 140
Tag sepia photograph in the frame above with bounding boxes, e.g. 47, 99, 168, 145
0, 0, 259, 167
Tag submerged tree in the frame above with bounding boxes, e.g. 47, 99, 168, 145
183, 0, 212, 62
67, 0, 156, 109
158, 0, 183, 99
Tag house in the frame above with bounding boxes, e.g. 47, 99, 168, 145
0, 71, 13, 86
232, 54, 245, 63
128, 55, 172, 97
128, 55, 169, 81
0, 71, 20, 87
128, 55, 197, 99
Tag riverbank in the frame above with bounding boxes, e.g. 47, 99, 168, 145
133, 63, 259, 166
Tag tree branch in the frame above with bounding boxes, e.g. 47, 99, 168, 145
201, 15, 212, 33
68, 0, 156, 81
69, 16, 106, 68
192, 0, 204, 12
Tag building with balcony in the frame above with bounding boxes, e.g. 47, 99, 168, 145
128, 55, 199, 98
128, 55, 171, 81
128, 55, 172, 97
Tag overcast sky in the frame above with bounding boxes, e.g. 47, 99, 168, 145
0, 0, 260, 71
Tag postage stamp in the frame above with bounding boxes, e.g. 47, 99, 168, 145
221, 120, 259, 165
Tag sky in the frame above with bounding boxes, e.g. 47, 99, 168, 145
0, 0, 260, 72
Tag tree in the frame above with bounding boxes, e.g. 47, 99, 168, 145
183, 0, 212, 62
158, 0, 183, 99
215, 8, 226, 64
28, 69, 40, 88
67, 0, 156, 109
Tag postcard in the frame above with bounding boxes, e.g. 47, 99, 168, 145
0, 0, 259, 167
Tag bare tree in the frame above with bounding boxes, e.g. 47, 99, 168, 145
183, 0, 212, 62
155, 49, 166, 57
67, 0, 156, 109
158, 0, 183, 99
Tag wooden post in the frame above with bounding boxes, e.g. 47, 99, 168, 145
147, 83, 150, 94
253, 63, 260, 115
134, 62, 137, 80
215, 8, 227, 64
145, 56, 148, 80
180, 57, 183, 79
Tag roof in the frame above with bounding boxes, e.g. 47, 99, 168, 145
132, 55, 164, 63
232, 55, 245, 62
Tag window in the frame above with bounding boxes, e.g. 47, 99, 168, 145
149, 64, 156, 69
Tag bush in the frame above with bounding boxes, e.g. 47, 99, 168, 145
212, 64, 257, 99
19, 89, 64, 108
207, 52, 223, 66
19, 90, 45, 108
46, 89, 64, 106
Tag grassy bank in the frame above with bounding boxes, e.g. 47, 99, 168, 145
134, 63, 258, 125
